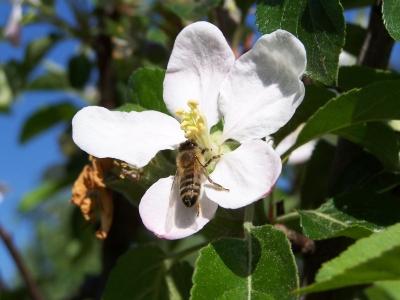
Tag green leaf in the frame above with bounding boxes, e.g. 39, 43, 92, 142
365, 281, 400, 300
126, 67, 169, 115
165, 0, 221, 20
334, 122, 399, 170
343, 24, 367, 56
273, 85, 335, 144
103, 245, 193, 300
299, 190, 400, 240
255, 0, 345, 85
27, 70, 70, 90
328, 150, 384, 196
300, 140, 336, 209
20, 102, 78, 142
105, 179, 146, 207
283, 80, 400, 159
19, 181, 64, 212
295, 223, 400, 294
114, 103, 147, 112
68, 54, 92, 89
340, 0, 374, 10
24, 35, 61, 71
367, 171, 400, 193
338, 66, 400, 91
382, 0, 400, 42
0, 66, 13, 111
191, 225, 298, 299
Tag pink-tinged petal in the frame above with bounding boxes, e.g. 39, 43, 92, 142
163, 21, 235, 128
139, 176, 218, 240
72, 106, 185, 168
205, 140, 281, 209
218, 30, 306, 143
4, 1, 22, 46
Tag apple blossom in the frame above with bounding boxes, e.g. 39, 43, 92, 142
72, 21, 306, 239
4, 0, 22, 46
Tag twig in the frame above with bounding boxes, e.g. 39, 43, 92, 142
274, 224, 315, 255
0, 223, 44, 300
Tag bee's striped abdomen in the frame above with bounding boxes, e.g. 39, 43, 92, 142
180, 168, 201, 207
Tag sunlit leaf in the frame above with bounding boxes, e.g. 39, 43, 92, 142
382, 0, 400, 42
24, 34, 61, 71
295, 223, 400, 294
126, 67, 169, 115
20, 102, 78, 142
27, 70, 70, 90
283, 80, 400, 159
191, 225, 298, 299
334, 122, 399, 170
256, 0, 345, 85
365, 280, 400, 300
0, 66, 13, 112
299, 190, 400, 240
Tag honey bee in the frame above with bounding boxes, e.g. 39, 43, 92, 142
173, 140, 229, 216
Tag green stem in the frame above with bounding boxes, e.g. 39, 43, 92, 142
271, 211, 300, 224
244, 203, 255, 240
169, 241, 209, 263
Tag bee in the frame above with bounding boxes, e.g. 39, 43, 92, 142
173, 140, 229, 216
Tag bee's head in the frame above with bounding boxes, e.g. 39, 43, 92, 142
179, 139, 198, 151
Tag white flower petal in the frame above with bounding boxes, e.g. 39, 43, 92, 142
72, 106, 185, 168
205, 140, 282, 209
218, 30, 306, 143
139, 176, 218, 240
163, 21, 235, 128
274, 124, 316, 164
4, 1, 22, 46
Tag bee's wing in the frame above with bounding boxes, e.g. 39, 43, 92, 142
169, 169, 181, 207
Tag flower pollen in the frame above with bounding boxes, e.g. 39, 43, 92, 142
175, 100, 217, 154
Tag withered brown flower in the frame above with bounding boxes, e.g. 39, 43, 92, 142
71, 156, 114, 240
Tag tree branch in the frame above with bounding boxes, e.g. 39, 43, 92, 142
0, 223, 44, 300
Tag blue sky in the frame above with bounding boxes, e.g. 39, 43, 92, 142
0, 0, 85, 286
1, 0, 400, 289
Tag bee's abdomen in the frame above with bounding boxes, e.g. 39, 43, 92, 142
180, 169, 201, 207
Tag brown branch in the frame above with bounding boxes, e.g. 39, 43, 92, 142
274, 224, 315, 255
357, 0, 395, 69
0, 223, 44, 300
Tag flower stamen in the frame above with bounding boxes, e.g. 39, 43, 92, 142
175, 100, 218, 156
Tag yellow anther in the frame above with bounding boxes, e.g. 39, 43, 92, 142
187, 126, 198, 134
184, 131, 192, 138
180, 121, 190, 129
187, 100, 199, 110
175, 108, 185, 117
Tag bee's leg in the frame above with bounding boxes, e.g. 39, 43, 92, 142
202, 171, 229, 191
203, 155, 222, 168
195, 156, 229, 191
196, 202, 200, 217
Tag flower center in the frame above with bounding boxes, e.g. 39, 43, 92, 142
175, 100, 218, 157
